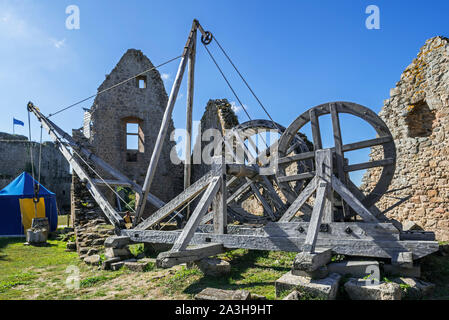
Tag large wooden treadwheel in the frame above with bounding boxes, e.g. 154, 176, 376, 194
276, 101, 396, 222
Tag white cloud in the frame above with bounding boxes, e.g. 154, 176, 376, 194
230, 101, 248, 114
161, 73, 171, 81
51, 38, 66, 49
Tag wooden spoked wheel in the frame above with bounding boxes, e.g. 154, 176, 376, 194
276, 101, 396, 220
224, 119, 312, 224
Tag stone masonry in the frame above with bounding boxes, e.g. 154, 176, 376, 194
73, 49, 183, 218
0, 132, 71, 212
362, 36, 449, 241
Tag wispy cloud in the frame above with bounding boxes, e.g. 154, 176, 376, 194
230, 101, 248, 114
51, 38, 66, 49
161, 73, 171, 81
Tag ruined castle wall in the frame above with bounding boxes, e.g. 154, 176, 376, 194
0, 132, 71, 212
191, 99, 239, 184
362, 36, 449, 241
79, 49, 183, 213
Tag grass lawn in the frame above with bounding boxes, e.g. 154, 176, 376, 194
1, 235, 448, 300
0, 236, 295, 300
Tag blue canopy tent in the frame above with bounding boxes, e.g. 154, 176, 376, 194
0, 172, 58, 236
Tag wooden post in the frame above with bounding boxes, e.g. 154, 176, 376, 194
171, 175, 222, 252
134, 25, 197, 226
184, 26, 197, 220
301, 149, 332, 253
212, 157, 227, 234
330, 103, 349, 219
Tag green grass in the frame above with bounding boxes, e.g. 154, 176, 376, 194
1, 234, 449, 300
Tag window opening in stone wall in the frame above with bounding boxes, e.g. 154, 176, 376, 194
124, 117, 144, 162
126, 123, 139, 150
137, 75, 147, 89
405, 100, 435, 138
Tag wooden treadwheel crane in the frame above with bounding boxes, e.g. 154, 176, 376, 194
28, 19, 439, 269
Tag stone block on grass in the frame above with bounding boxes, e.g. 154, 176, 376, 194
104, 236, 130, 248
327, 260, 379, 278
344, 278, 402, 300
275, 271, 341, 300
195, 288, 251, 300
392, 277, 435, 299
292, 249, 332, 272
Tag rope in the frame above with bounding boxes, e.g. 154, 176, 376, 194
70, 148, 137, 213
202, 44, 252, 121
202, 43, 271, 155
48, 55, 183, 118
212, 36, 281, 132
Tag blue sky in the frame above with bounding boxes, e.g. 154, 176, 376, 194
1, 0, 448, 185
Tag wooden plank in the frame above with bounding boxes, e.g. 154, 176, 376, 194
92, 179, 131, 187
157, 243, 224, 268
171, 176, 221, 252
213, 158, 227, 235
342, 136, 393, 152
249, 181, 276, 220
134, 28, 195, 224
278, 150, 315, 165
309, 108, 322, 150
123, 229, 439, 260
197, 222, 400, 240
320, 149, 334, 223
303, 180, 328, 253
279, 176, 318, 222
277, 172, 316, 183
227, 180, 253, 203
135, 169, 218, 230
330, 103, 349, 220
344, 158, 395, 172
183, 27, 197, 219
32, 109, 124, 227
46, 115, 169, 217
331, 175, 378, 222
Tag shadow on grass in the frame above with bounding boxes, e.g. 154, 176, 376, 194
0, 237, 25, 250
183, 250, 290, 296
0, 237, 57, 258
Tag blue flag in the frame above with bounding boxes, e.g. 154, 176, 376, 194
13, 118, 24, 126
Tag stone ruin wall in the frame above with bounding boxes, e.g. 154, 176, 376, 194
362, 36, 449, 241
72, 49, 183, 220
0, 132, 71, 212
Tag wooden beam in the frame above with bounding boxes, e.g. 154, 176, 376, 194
309, 108, 322, 150
279, 176, 318, 222
303, 180, 328, 253
213, 158, 227, 235
135, 169, 218, 230
157, 243, 224, 268
134, 25, 196, 225
184, 26, 197, 219
29, 106, 124, 228
342, 136, 393, 152
331, 175, 378, 222
197, 222, 400, 240
277, 172, 316, 183
122, 229, 439, 260
344, 158, 395, 172
92, 179, 131, 187
171, 176, 221, 252
278, 151, 315, 165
